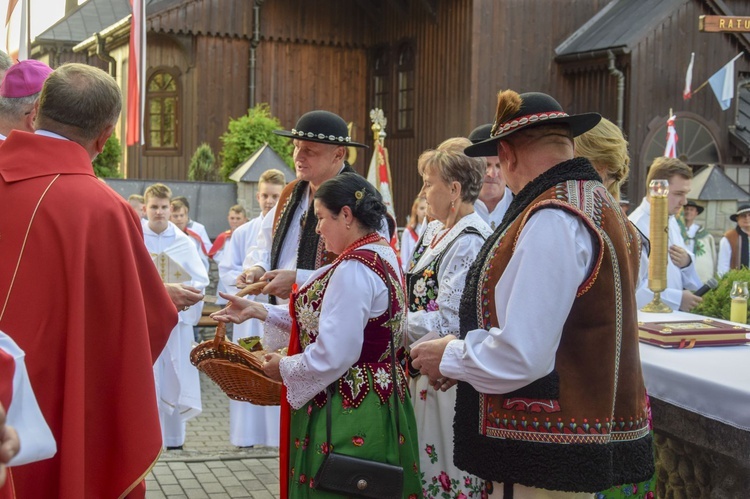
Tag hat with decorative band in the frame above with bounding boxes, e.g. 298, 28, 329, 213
273, 110, 367, 148
684, 200, 704, 215
468, 123, 493, 144
730, 203, 750, 222
465, 91, 601, 157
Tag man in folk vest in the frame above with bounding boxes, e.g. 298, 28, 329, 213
718, 203, 750, 276
411, 91, 654, 497
237, 110, 369, 301
468, 123, 513, 230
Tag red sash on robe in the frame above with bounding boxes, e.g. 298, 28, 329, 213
186, 228, 208, 255
208, 230, 231, 258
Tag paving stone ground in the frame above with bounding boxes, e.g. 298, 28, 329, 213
146, 327, 280, 498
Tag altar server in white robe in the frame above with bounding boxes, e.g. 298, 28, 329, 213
0, 331, 57, 468
143, 183, 209, 449
218, 169, 285, 447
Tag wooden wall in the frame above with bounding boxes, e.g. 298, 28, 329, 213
626, 0, 750, 199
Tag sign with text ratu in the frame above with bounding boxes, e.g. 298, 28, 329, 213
699, 16, 750, 33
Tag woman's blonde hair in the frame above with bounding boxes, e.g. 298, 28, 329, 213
417, 137, 485, 204
407, 196, 426, 230
574, 118, 630, 200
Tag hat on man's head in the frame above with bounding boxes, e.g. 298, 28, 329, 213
0, 60, 53, 98
465, 91, 601, 157
684, 200, 704, 215
730, 203, 750, 222
468, 123, 493, 144
273, 110, 367, 148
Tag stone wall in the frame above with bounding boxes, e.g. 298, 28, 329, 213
651, 398, 750, 498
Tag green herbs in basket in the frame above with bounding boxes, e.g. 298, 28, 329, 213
691, 268, 750, 321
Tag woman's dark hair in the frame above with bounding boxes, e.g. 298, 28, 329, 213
314, 172, 386, 232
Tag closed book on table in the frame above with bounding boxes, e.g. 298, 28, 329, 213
638, 319, 750, 348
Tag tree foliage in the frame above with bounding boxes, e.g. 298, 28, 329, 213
692, 267, 750, 321
188, 142, 218, 181
93, 134, 122, 178
219, 103, 294, 181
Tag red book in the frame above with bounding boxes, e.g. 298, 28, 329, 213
639, 319, 750, 348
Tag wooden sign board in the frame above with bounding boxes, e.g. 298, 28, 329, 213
699, 15, 750, 33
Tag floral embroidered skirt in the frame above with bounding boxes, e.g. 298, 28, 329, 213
409, 374, 488, 498
287, 371, 423, 498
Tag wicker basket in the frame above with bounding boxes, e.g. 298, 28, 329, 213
190, 322, 282, 406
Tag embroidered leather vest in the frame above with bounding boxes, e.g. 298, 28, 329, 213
290, 248, 407, 408
454, 180, 654, 493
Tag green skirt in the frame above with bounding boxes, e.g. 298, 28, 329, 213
287, 372, 423, 498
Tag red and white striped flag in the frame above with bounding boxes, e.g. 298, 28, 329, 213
367, 141, 396, 219
126, 0, 146, 146
683, 52, 695, 100
664, 115, 678, 158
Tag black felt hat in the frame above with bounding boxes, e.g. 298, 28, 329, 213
273, 110, 367, 148
468, 123, 493, 143
730, 203, 750, 222
465, 92, 601, 157
684, 200, 705, 215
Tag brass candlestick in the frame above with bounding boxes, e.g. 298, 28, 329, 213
641, 179, 673, 313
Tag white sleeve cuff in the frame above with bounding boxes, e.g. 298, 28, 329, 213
438, 339, 466, 380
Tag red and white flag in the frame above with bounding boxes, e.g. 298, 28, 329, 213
127, 0, 146, 146
367, 141, 396, 219
683, 52, 695, 100
664, 115, 678, 158
5, 0, 18, 27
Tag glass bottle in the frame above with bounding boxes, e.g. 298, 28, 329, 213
730, 281, 749, 324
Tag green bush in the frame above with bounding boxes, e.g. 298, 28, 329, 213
219, 103, 294, 181
188, 143, 218, 181
93, 134, 122, 178
692, 267, 750, 320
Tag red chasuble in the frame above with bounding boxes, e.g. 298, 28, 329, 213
0, 131, 177, 498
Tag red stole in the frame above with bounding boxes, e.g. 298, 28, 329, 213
208, 230, 231, 257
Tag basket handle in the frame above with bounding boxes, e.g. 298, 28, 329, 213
213, 322, 227, 348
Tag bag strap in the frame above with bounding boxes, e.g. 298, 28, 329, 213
325, 251, 401, 455
0, 174, 60, 322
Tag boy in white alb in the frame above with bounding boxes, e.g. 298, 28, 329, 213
218, 169, 285, 448
143, 183, 209, 450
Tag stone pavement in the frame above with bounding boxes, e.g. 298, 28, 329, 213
146, 328, 281, 498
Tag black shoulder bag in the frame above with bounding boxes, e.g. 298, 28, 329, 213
313, 254, 405, 498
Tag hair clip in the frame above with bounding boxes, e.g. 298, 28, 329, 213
354, 188, 366, 206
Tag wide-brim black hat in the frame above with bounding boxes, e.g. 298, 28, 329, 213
730, 203, 750, 222
684, 200, 705, 215
468, 123, 493, 144
465, 92, 601, 157
273, 110, 367, 148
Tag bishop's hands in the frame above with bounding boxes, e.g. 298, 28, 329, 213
165, 283, 203, 311
410, 334, 457, 391
212, 293, 269, 324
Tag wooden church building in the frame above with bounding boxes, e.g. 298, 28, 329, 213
31, 0, 750, 223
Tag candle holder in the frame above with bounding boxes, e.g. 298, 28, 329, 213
641, 179, 673, 313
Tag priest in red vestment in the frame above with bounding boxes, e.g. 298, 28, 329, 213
0, 63, 177, 498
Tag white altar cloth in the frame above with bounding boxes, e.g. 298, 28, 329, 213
638, 310, 750, 431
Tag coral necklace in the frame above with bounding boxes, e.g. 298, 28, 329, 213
429, 226, 453, 249
335, 232, 383, 263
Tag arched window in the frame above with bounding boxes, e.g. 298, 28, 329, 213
641, 113, 721, 169
146, 68, 180, 153
396, 41, 415, 133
